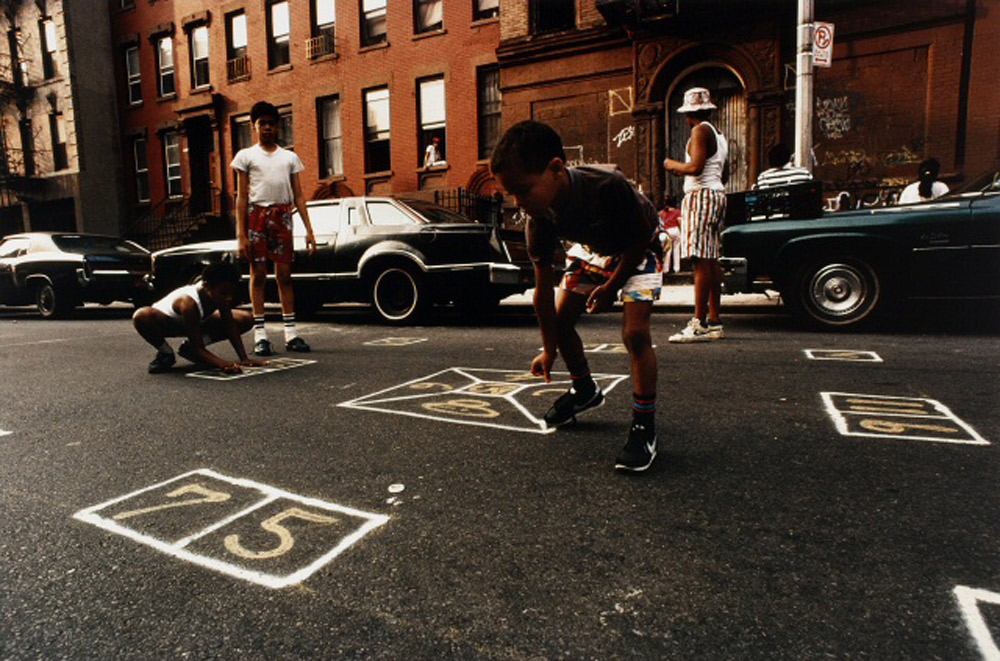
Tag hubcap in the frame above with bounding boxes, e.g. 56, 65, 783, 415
810, 264, 868, 317
375, 269, 417, 319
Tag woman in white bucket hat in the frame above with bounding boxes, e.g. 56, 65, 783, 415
663, 87, 729, 343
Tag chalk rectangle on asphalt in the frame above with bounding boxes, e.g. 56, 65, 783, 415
821, 392, 988, 445
186, 357, 316, 380
805, 349, 883, 362
73, 469, 388, 589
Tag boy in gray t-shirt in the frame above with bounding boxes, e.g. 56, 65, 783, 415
491, 120, 661, 472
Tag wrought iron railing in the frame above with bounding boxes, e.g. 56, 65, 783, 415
306, 30, 337, 59
433, 188, 504, 226
126, 188, 224, 250
227, 55, 250, 83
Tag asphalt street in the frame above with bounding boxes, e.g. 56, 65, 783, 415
1, 297, 999, 659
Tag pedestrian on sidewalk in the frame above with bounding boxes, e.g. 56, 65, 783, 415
232, 100, 316, 356
491, 120, 662, 472
755, 143, 812, 189
658, 196, 682, 274
898, 157, 949, 204
663, 87, 729, 343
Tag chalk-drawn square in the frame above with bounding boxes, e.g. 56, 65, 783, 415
821, 392, 988, 445
186, 357, 315, 380
73, 469, 388, 589
364, 337, 428, 347
339, 367, 629, 434
805, 349, 883, 362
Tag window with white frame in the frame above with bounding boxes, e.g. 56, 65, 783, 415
473, 0, 498, 21
163, 131, 182, 197
414, 0, 443, 33
190, 25, 209, 88
364, 86, 390, 173
477, 65, 500, 159
318, 95, 343, 178
133, 138, 150, 203
156, 36, 175, 96
268, 1, 291, 68
417, 76, 445, 167
360, 0, 387, 47
125, 46, 142, 104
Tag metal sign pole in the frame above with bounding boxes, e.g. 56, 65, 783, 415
795, 0, 815, 171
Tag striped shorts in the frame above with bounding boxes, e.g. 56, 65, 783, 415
680, 189, 727, 259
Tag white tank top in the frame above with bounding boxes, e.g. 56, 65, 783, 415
152, 284, 210, 321
683, 121, 728, 193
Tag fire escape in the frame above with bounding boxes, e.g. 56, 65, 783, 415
0, 10, 42, 216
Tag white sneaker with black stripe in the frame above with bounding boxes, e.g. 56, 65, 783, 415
668, 317, 713, 343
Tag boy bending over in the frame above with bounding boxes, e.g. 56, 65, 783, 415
133, 262, 263, 374
491, 120, 662, 472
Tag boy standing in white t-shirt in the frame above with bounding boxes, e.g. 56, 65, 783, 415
231, 101, 316, 356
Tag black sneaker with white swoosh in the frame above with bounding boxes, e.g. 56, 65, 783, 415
615, 422, 657, 472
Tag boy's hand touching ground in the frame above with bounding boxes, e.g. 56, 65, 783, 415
531, 350, 555, 383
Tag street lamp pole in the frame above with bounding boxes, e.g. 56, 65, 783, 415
795, 0, 814, 171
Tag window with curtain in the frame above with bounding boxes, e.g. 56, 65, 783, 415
364, 87, 391, 173
361, 0, 387, 47
414, 0, 443, 33
314, 0, 336, 36
318, 96, 343, 178
473, 0, 498, 21
190, 25, 210, 88
417, 76, 446, 166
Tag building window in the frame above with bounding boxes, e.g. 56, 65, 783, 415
278, 107, 294, 149
125, 46, 142, 104
156, 36, 175, 96
267, 1, 291, 69
49, 111, 67, 171
309, 0, 337, 58
226, 11, 249, 81
163, 131, 182, 197
231, 115, 252, 187
40, 19, 57, 79
318, 95, 343, 178
531, 0, 574, 33
477, 65, 500, 160
414, 0, 443, 33
19, 118, 34, 176
189, 25, 210, 88
473, 0, 499, 21
133, 138, 150, 203
417, 76, 445, 167
360, 0, 387, 47
363, 87, 390, 173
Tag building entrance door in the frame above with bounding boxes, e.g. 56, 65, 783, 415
666, 68, 747, 203
185, 116, 213, 214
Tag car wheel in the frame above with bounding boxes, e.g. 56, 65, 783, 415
789, 255, 885, 329
371, 264, 426, 325
36, 282, 75, 319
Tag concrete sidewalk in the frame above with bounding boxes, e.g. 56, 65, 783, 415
502, 284, 782, 310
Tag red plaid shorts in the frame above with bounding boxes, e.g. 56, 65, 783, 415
248, 204, 294, 264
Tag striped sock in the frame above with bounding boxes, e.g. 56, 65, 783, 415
633, 393, 656, 426
283, 314, 298, 342
253, 316, 267, 344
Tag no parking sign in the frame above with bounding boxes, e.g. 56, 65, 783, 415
814, 22, 835, 67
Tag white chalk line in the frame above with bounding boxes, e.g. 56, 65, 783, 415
804, 349, 883, 362
73, 468, 389, 589
0, 430, 12, 437
821, 392, 989, 445
0, 338, 70, 349
954, 586, 1000, 660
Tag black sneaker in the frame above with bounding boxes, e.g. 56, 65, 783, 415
147, 351, 176, 374
543, 386, 605, 427
254, 339, 275, 356
615, 423, 657, 472
177, 340, 199, 364
285, 336, 311, 352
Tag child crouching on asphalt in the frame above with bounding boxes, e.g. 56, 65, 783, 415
490, 120, 663, 472
132, 262, 265, 374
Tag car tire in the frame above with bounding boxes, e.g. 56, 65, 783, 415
36, 282, 75, 319
370, 263, 427, 325
787, 255, 887, 329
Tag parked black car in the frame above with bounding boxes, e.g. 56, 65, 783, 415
151, 197, 535, 324
721, 167, 1000, 328
0, 232, 153, 318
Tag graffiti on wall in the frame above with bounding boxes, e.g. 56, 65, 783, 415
608, 87, 634, 117
817, 96, 851, 140
612, 126, 635, 149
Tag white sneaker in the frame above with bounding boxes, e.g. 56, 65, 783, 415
706, 321, 724, 340
669, 317, 712, 343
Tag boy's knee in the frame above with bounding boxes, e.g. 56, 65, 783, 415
622, 325, 652, 351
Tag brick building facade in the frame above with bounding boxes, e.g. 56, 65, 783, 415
1, 0, 122, 237
109, 0, 501, 247
497, 0, 1000, 209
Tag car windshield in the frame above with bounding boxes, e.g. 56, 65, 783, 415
52, 235, 149, 255
949, 169, 1000, 195
401, 199, 475, 225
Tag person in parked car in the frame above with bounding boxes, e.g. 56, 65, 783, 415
232, 100, 316, 356
754, 143, 813, 189
133, 262, 262, 374
898, 158, 949, 204
663, 87, 729, 343
491, 120, 662, 473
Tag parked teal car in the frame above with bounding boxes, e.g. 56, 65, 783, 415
721, 168, 1000, 329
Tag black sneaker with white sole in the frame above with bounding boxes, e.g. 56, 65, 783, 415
254, 338, 276, 356
543, 386, 605, 427
147, 351, 176, 374
285, 336, 310, 352
615, 422, 657, 472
